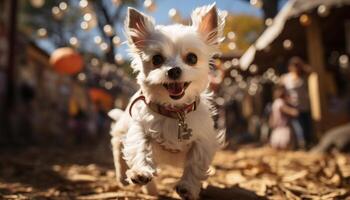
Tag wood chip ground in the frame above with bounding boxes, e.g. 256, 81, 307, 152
1, 144, 349, 200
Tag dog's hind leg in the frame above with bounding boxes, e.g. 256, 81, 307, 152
111, 136, 129, 186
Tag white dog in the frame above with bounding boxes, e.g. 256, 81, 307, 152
109, 3, 225, 200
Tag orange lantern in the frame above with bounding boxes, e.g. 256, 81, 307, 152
50, 47, 83, 75
88, 88, 113, 111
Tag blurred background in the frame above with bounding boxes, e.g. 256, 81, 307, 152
0, 0, 269, 146
1, 0, 350, 199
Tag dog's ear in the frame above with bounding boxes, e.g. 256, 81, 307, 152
191, 3, 225, 46
125, 7, 155, 50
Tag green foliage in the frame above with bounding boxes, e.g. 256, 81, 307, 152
18, 0, 142, 90
220, 14, 263, 53
19, 0, 87, 47
18, 0, 139, 55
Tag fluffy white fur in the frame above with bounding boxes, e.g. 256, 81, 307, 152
109, 3, 225, 200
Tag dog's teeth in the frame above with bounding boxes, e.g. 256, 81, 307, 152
166, 82, 184, 95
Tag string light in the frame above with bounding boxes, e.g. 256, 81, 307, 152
83, 13, 92, 21
105, 81, 113, 90
90, 58, 100, 67
79, 0, 88, 9
250, 0, 262, 8
30, 0, 45, 8
230, 69, 238, 78
114, 54, 124, 65
103, 24, 114, 36
94, 36, 102, 44
339, 54, 349, 69
228, 42, 237, 50
227, 32, 236, 40
69, 36, 79, 48
271, 75, 280, 84
144, 0, 156, 12
249, 64, 258, 73
238, 81, 247, 89
215, 97, 225, 106
100, 42, 110, 52
265, 18, 273, 26
112, 36, 121, 46
37, 28, 48, 38
52, 6, 63, 20
169, 8, 181, 22
264, 68, 277, 82
235, 74, 243, 82
299, 14, 311, 26
231, 58, 239, 67
77, 73, 87, 82
266, 68, 275, 75
317, 5, 330, 17
59, 2, 68, 11
223, 61, 231, 69
223, 78, 232, 86
248, 83, 258, 95
80, 21, 89, 30
82, 10, 97, 29
283, 39, 293, 50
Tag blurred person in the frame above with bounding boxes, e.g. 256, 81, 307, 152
96, 101, 109, 136
280, 57, 313, 148
11, 82, 36, 145
260, 102, 272, 143
70, 109, 88, 144
87, 110, 97, 137
269, 86, 299, 149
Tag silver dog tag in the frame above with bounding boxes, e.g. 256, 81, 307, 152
177, 113, 192, 141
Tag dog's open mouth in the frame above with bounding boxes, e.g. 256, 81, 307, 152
163, 82, 191, 100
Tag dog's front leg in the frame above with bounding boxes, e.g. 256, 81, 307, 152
123, 122, 155, 185
176, 138, 217, 200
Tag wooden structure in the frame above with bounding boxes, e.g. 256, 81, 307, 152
240, 0, 350, 135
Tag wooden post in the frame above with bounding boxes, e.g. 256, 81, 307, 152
306, 15, 328, 137
5, 0, 17, 110
3, 0, 18, 139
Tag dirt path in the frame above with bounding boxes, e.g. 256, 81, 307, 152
0, 144, 349, 200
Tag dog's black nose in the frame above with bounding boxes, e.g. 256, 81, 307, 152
167, 67, 182, 80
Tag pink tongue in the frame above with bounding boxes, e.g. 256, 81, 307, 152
167, 83, 184, 95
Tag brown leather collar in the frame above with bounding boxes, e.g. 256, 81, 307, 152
129, 94, 199, 119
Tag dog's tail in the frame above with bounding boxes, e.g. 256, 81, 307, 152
108, 108, 124, 122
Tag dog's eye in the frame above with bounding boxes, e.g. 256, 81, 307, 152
152, 54, 165, 67
185, 53, 197, 66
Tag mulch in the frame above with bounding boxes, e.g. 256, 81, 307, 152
0, 143, 349, 200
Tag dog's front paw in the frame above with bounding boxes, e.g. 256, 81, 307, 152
175, 182, 200, 200
126, 168, 154, 185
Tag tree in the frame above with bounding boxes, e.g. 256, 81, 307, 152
220, 14, 263, 53
20, 0, 138, 64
